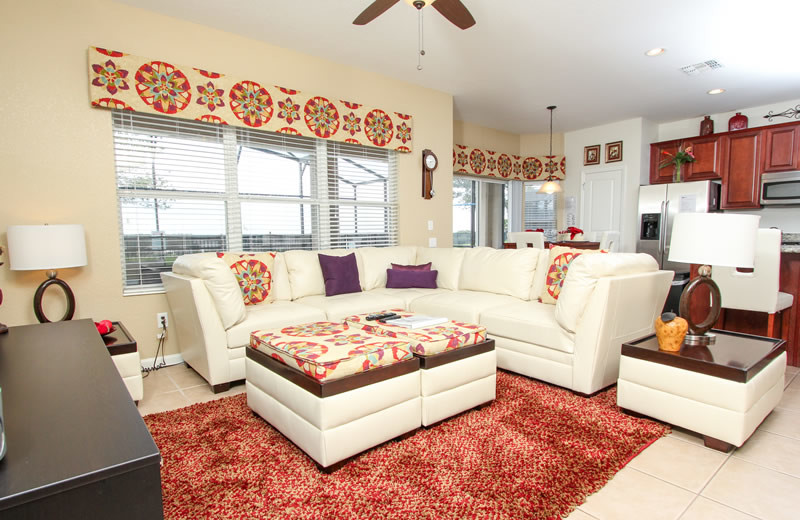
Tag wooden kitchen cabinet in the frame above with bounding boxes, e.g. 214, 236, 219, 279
649, 140, 680, 184
721, 129, 762, 209
683, 135, 723, 181
762, 121, 800, 173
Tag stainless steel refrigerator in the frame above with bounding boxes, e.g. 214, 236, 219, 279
637, 180, 721, 273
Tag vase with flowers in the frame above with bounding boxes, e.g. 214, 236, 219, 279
660, 145, 695, 183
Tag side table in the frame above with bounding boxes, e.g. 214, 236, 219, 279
103, 321, 143, 403
617, 329, 786, 452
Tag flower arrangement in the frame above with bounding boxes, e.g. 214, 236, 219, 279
659, 145, 695, 182
560, 226, 584, 240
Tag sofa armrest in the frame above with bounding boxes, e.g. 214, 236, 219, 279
161, 272, 230, 387
571, 270, 672, 394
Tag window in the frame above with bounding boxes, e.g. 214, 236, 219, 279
452, 175, 511, 248
112, 111, 398, 294
523, 182, 558, 236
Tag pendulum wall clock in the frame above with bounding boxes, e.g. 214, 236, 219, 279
422, 149, 438, 199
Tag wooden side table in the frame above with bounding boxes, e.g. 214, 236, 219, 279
103, 321, 143, 403
617, 330, 786, 452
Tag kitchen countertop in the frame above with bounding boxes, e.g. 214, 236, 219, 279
782, 232, 800, 253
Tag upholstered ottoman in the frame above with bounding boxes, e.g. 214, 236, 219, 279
345, 311, 496, 426
246, 321, 421, 471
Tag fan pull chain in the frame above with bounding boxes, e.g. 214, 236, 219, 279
417, 7, 425, 70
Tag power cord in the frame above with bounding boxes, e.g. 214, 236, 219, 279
142, 316, 168, 377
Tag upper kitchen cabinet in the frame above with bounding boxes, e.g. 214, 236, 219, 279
762, 121, 800, 173
683, 134, 723, 181
721, 129, 762, 209
649, 140, 680, 184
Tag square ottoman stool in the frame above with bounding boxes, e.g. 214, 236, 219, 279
246, 321, 421, 471
345, 311, 496, 426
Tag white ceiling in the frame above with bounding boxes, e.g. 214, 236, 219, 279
118, 0, 800, 134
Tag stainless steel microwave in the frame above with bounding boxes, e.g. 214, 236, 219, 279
761, 171, 800, 205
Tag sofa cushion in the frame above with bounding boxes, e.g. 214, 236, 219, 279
283, 249, 364, 299
415, 248, 465, 290
369, 287, 450, 307
295, 291, 407, 322
272, 253, 292, 301
319, 252, 362, 296
386, 269, 438, 289
172, 253, 246, 330
555, 253, 659, 333
541, 246, 603, 304
217, 252, 277, 305
357, 246, 417, 290
409, 290, 523, 324
529, 248, 550, 301
225, 301, 327, 348
480, 301, 575, 354
459, 247, 540, 300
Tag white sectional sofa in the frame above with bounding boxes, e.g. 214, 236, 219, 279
161, 246, 672, 395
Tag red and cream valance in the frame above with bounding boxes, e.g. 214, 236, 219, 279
453, 144, 565, 181
88, 47, 413, 153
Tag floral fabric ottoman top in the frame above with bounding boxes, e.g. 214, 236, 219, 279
344, 311, 487, 357
250, 321, 414, 382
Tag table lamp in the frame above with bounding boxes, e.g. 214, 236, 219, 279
7, 224, 88, 323
667, 212, 759, 345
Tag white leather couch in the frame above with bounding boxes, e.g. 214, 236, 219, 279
161, 246, 672, 395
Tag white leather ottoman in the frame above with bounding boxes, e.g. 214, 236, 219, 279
617, 330, 786, 452
345, 311, 496, 426
246, 321, 421, 471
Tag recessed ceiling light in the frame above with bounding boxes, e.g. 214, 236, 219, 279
645, 48, 665, 56
707, 88, 726, 95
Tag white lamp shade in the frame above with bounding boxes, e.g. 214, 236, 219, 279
668, 213, 760, 268
537, 180, 562, 194
7, 224, 88, 271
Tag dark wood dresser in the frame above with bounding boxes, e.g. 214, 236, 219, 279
0, 319, 163, 519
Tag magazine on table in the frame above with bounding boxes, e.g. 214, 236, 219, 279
388, 315, 448, 329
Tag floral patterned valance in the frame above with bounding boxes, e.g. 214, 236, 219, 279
454, 144, 565, 181
88, 47, 413, 153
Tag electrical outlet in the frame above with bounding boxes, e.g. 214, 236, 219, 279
157, 312, 169, 328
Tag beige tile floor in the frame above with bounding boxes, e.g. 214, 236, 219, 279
140, 363, 800, 520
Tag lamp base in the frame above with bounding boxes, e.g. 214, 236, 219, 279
678, 265, 721, 338
33, 272, 76, 323
683, 332, 716, 346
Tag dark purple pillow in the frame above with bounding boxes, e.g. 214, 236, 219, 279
318, 253, 362, 296
386, 268, 438, 289
390, 262, 432, 271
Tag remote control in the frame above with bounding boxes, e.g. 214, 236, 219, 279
382, 315, 402, 321
366, 312, 397, 321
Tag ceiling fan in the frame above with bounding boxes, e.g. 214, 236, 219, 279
353, 0, 476, 30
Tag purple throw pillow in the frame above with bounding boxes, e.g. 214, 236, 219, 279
386, 268, 438, 289
390, 262, 432, 271
318, 253, 362, 296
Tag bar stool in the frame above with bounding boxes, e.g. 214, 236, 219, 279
508, 231, 545, 249
712, 228, 793, 338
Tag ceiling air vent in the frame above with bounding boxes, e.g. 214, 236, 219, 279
680, 60, 724, 76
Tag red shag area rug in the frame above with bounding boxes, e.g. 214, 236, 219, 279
144, 371, 669, 519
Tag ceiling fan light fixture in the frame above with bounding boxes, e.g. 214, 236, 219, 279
645, 47, 666, 56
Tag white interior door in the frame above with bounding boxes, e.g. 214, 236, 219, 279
580, 168, 622, 242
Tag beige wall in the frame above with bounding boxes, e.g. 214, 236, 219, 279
453, 120, 520, 154
0, 0, 454, 360
519, 133, 565, 157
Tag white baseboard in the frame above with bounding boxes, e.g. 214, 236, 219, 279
140, 352, 184, 370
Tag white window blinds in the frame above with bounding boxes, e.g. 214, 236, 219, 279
523, 182, 558, 232
112, 111, 398, 294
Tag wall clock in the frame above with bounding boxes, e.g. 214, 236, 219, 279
422, 149, 438, 199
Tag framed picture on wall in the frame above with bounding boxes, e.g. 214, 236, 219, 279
605, 141, 623, 163
584, 145, 600, 165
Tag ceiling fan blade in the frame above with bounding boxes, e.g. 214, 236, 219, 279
353, 0, 402, 25
431, 0, 476, 29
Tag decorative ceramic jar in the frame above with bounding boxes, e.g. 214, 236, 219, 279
700, 116, 714, 136
728, 112, 748, 131
655, 312, 688, 352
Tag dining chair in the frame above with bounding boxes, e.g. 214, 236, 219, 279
711, 228, 793, 338
599, 231, 620, 252
508, 231, 545, 249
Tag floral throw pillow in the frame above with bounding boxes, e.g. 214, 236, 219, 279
540, 246, 603, 304
216, 252, 276, 305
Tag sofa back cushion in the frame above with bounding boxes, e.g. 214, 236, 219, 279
357, 246, 417, 290
555, 253, 659, 333
172, 253, 246, 329
216, 252, 277, 305
529, 248, 551, 300
272, 253, 292, 301
284, 249, 364, 299
415, 248, 465, 290
458, 247, 540, 300
541, 246, 604, 304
